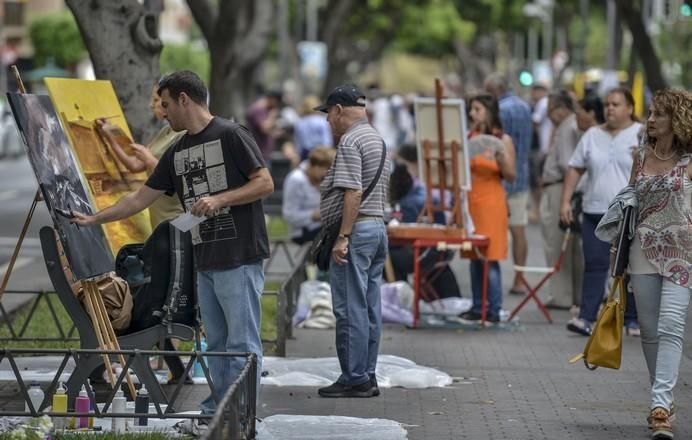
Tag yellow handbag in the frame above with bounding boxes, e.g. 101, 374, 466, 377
570, 276, 626, 370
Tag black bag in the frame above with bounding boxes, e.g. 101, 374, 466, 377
309, 142, 387, 271
309, 221, 341, 271
612, 205, 633, 277
115, 220, 195, 331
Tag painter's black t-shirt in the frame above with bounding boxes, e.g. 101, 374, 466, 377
146, 117, 269, 271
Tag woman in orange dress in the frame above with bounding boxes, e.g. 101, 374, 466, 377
458, 94, 516, 324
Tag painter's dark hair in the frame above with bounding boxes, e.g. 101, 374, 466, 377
158, 70, 208, 106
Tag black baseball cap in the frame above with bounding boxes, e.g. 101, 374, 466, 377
314, 84, 367, 113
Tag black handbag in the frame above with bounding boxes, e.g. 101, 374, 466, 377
309, 142, 387, 271
612, 204, 633, 277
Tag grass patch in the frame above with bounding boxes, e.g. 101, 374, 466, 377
266, 216, 289, 240
1, 288, 280, 354
0, 293, 79, 350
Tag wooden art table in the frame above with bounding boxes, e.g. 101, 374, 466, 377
387, 224, 490, 327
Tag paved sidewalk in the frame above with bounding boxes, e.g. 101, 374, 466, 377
258, 225, 692, 439
260, 313, 692, 439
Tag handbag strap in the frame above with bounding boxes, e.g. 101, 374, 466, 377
607, 276, 627, 309
361, 141, 387, 204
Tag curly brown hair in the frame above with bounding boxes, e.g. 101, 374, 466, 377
649, 88, 692, 153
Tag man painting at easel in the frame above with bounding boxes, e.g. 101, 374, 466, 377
70, 71, 273, 419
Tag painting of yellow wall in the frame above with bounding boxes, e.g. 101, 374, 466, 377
44, 78, 151, 254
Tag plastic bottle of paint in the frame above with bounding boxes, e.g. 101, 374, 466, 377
51, 382, 67, 430
88, 379, 95, 428
75, 385, 90, 428
26, 381, 44, 415
193, 337, 208, 378
135, 384, 149, 426
111, 388, 126, 433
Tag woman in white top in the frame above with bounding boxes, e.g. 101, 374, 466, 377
560, 87, 642, 336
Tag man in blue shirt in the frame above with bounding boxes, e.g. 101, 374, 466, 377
484, 73, 533, 295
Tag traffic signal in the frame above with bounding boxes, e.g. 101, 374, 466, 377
682, 0, 692, 17
519, 70, 534, 87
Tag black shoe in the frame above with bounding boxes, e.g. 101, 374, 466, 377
486, 314, 500, 324
457, 311, 482, 323
318, 381, 376, 398
371, 377, 380, 397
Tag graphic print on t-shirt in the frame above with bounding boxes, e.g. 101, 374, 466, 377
173, 139, 237, 245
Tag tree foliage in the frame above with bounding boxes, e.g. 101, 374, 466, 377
29, 12, 86, 68
160, 43, 210, 82
393, 0, 476, 57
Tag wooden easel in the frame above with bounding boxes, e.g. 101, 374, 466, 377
418, 78, 466, 236
0, 66, 136, 398
0, 66, 42, 301
80, 278, 137, 398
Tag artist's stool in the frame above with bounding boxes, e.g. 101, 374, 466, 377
508, 228, 573, 323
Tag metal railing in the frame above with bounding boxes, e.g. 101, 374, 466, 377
0, 347, 256, 427
278, 250, 308, 342
204, 353, 257, 440
0, 289, 79, 342
257, 240, 307, 356
263, 239, 307, 281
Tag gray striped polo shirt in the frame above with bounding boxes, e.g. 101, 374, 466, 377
319, 119, 390, 227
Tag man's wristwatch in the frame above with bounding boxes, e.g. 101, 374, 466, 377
337, 233, 350, 240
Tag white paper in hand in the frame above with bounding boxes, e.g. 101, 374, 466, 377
170, 212, 206, 232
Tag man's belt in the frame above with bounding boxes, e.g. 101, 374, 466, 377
355, 214, 382, 222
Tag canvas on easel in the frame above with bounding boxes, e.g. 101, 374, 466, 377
43, 78, 151, 254
413, 88, 471, 234
7, 93, 113, 280
414, 97, 471, 191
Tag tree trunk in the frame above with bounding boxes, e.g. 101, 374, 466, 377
65, 0, 163, 143
615, 0, 668, 92
187, 0, 274, 122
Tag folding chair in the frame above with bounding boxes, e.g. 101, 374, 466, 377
508, 228, 572, 323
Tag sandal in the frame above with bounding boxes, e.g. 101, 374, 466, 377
626, 325, 641, 337
566, 318, 592, 336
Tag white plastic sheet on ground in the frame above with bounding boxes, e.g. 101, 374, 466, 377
418, 297, 472, 316
256, 415, 408, 440
262, 354, 451, 388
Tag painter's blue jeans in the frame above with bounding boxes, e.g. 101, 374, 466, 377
330, 219, 387, 386
197, 262, 264, 414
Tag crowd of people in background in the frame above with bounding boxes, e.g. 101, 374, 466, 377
275, 81, 690, 436
267, 76, 683, 340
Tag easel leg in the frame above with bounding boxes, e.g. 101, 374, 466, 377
90, 283, 137, 398
413, 243, 421, 328
82, 281, 117, 387
481, 259, 488, 327
0, 190, 40, 300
